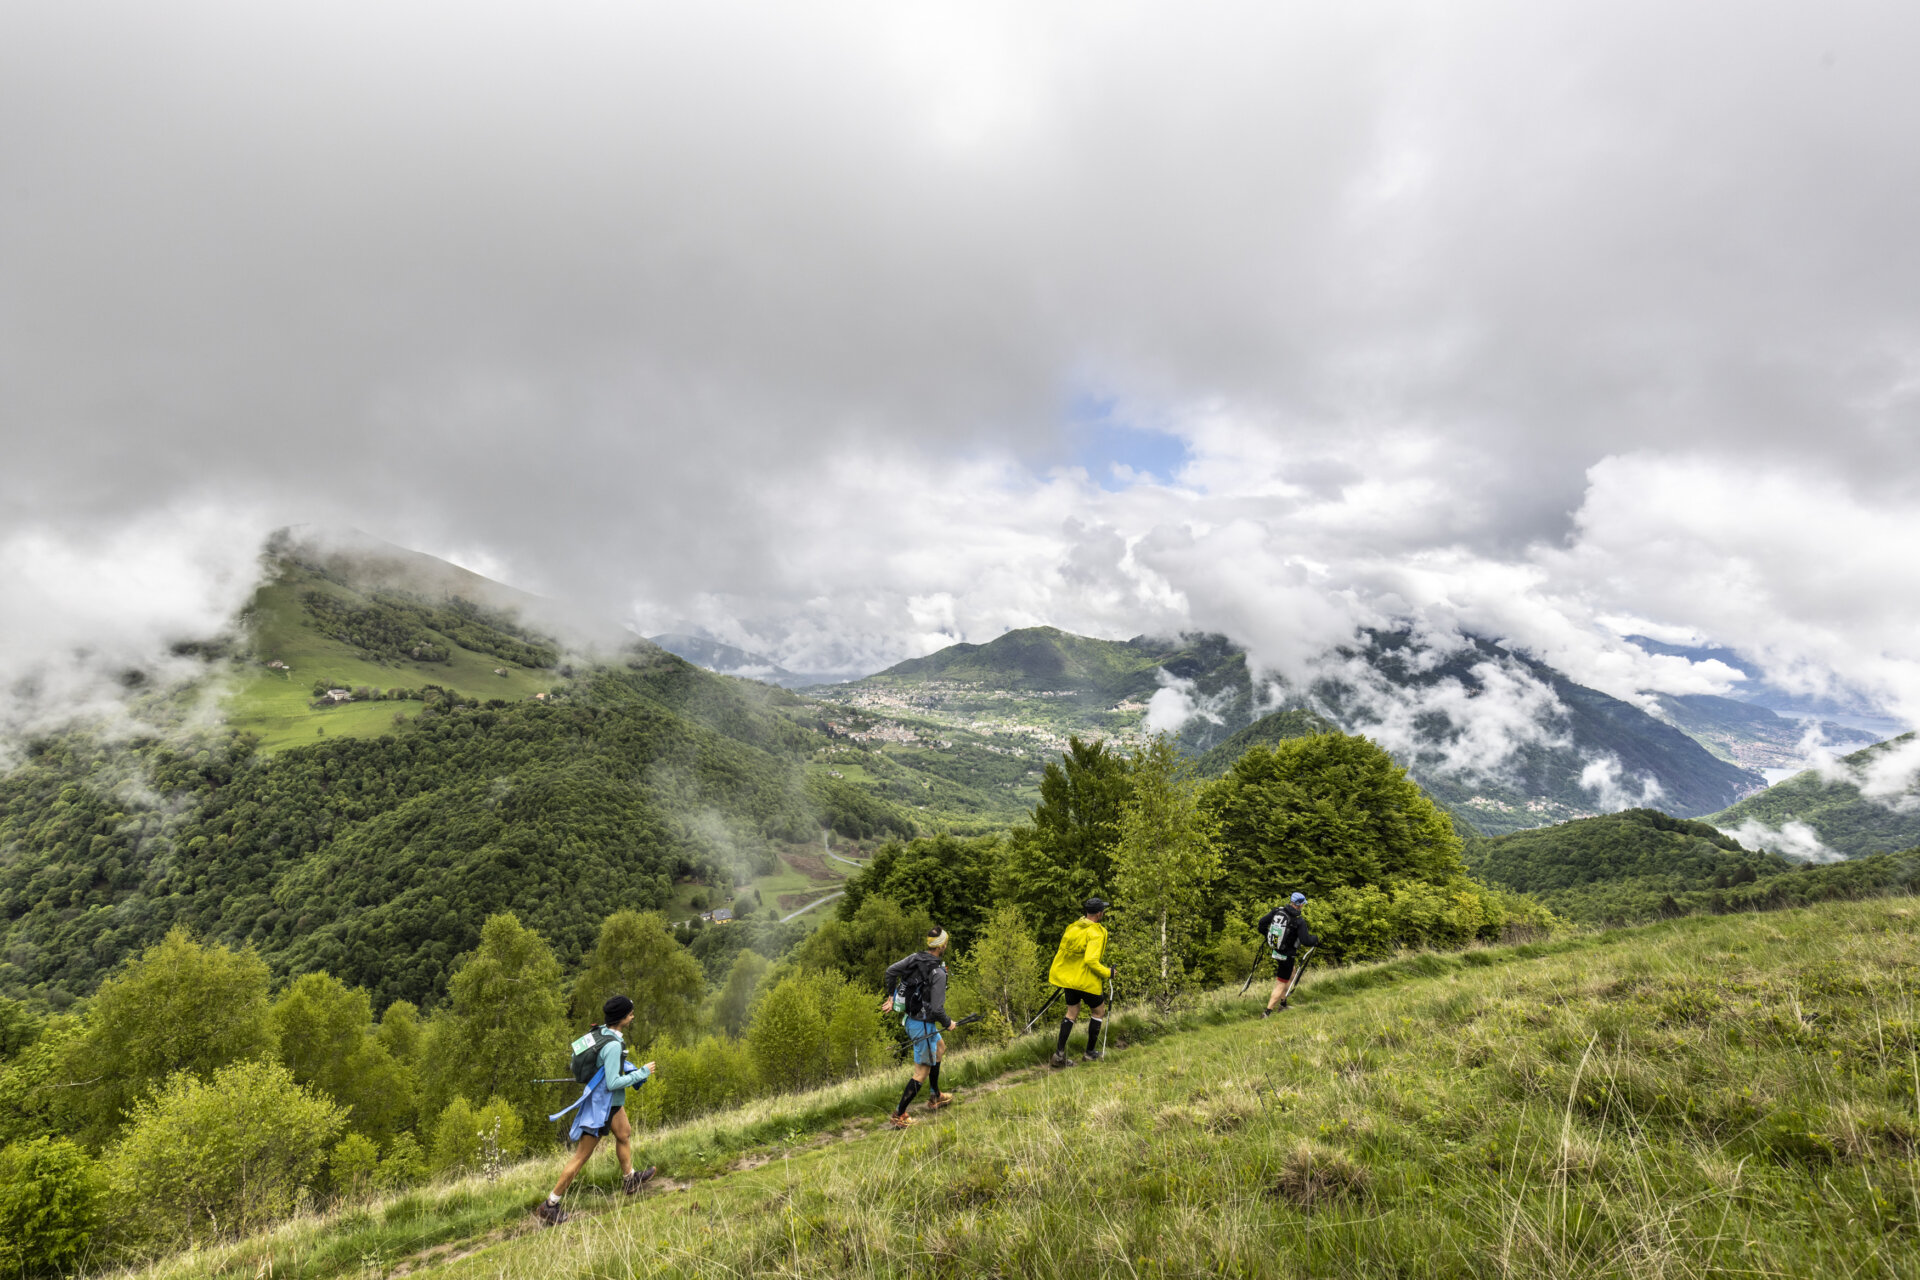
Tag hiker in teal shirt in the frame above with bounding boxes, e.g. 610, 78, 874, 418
538, 995, 657, 1225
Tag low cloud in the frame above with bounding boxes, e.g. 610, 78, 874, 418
1144, 669, 1230, 738
1724, 819, 1843, 864
1578, 754, 1665, 813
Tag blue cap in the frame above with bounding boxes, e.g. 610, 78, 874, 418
1290, 892, 1307, 905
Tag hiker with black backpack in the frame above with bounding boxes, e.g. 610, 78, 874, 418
537, 995, 657, 1225
1254, 893, 1319, 1018
1046, 897, 1113, 1068
881, 927, 955, 1128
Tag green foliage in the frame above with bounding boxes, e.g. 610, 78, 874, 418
270, 971, 413, 1141
0, 996, 40, 1060
75, 928, 276, 1142
960, 904, 1046, 1027
746, 974, 833, 1092
836, 832, 999, 950
429, 1096, 525, 1175
714, 950, 770, 1039
1190, 708, 1339, 776
1708, 734, 1920, 856
421, 914, 567, 1137
799, 895, 931, 990
0, 1136, 105, 1278
111, 1058, 344, 1247
376, 1132, 427, 1191
1204, 732, 1465, 922
328, 1131, 380, 1198
568, 911, 706, 1048
1466, 807, 1792, 923
0, 1017, 81, 1149
994, 736, 1133, 936
822, 974, 894, 1078
628, 1034, 759, 1128
805, 773, 917, 841
1109, 737, 1220, 1007
299, 587, 557, 670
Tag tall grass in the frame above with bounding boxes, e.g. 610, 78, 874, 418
108, 899, 1920, 1278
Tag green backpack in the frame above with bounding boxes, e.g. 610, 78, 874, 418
569, 1027, 617, 1084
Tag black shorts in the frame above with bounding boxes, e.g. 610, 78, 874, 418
1272, 957, 1296, 981
581, 1104, 624, 1139
1062, 987, 1104, 1010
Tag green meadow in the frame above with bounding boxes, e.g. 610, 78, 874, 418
228, 578, 558, 749
110, 897, 1920, 1280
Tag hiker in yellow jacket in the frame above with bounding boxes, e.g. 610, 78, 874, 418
1047, 897, 1112, 1068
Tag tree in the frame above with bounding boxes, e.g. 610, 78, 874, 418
802, 894, 931, 990
994, 737, 1133, 935
111, 1059, 345, 1247
270, 972, 412, 1141
715, 950, 770, 1039
964, 904, 1046, 1027
0, 1136, 105, 1277
75, 928, 277, 1142
1203, 733, 1465, 925
429, 1095, 525, 1175
569, 910, 706, 1048
836, 834, 999, 951
424, 913, 567, 1137
747, 974, 830, 1092
1109, 737, 1220, 1008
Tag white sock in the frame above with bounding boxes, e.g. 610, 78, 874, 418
547, 1193, 562, 1205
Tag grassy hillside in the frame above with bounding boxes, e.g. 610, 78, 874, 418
115, 898, 1920, 1279
1708, 734, 1920, 856
232, 568, 558, 749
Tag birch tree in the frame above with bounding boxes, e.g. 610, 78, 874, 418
1110, 737, 1220, 1009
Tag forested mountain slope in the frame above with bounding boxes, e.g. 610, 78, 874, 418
1706, 734, 1920, 856
829, 625, 1764, 834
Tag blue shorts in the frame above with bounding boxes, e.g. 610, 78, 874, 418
904, 1017, 943, 1066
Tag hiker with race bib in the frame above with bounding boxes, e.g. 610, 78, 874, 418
1255, 893, 1320, 1018
537, 995, 657, 1226
1047, 897, 1112, 1068
881, 927, 955, 1128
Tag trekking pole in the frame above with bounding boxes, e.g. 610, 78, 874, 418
1237, 951, 1268, 997
1099, 980, 1115, 1057
1023, 987, 1063, 1034
1284, 946, 1318, 1001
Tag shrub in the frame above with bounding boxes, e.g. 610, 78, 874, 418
430, 1096, 524, 1175
748, 974, 830, 1091
112, 1058, 345, 1247
378, 1133, 428, 1191
0, 1136, 105, 1277
630, 1035, 758, 1127
330, 1132, 380, 1199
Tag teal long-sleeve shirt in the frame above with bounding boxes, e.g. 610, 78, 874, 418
598, 1030, 650, 1106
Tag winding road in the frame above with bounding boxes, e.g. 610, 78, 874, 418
779, 889, 845, 923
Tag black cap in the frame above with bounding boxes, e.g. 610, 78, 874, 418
1084, 897, 1110, 914
603, 994, 635, 1024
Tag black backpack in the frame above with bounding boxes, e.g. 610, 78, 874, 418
896, 953, 938, 1019
569, 1027, 617, 1084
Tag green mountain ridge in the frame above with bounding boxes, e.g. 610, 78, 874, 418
1706, 733, 1920, 856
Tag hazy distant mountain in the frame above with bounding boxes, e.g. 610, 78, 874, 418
646, 633, 828, 689
1652, 692, 1878, 773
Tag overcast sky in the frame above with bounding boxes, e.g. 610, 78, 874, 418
6, 0, 1920, 747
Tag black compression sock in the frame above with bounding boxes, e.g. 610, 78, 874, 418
928, 1064, 942, 1094
1085, 1019, 1102, 1050
1056, 1018, 1074, 1052
896, 1078, 921, 1116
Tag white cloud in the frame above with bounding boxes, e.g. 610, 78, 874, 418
1578, 754, 1664, 813
1724, 819, 1843, 864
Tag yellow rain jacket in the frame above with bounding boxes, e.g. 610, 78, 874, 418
1048, 917, 1111, 993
